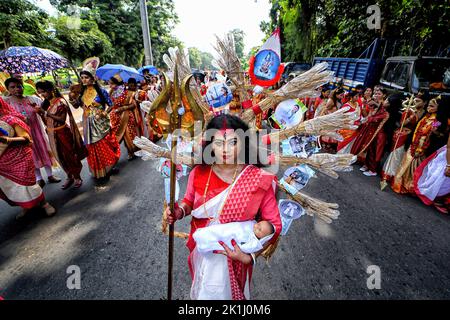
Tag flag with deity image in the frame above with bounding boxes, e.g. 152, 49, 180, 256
248, 28, 284, 87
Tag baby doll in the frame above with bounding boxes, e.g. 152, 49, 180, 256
193, 220, 275, 254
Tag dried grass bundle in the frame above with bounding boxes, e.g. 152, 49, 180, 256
133, 136, 194, 166
277, 153, 357, 179
163, 47, 191, 81
241, 62, 333, 122
278, 182, 340, 224
267, 106, 359, 142
213, 34, 250, 101
213, 33, 245, 83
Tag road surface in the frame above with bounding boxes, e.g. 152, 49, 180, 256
1, 146, 450, 300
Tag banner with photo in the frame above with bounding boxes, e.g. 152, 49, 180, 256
248, 28, 285, 87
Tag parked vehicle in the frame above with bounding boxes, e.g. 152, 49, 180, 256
380, 56, 450, 96
281, 62, 312, 83
313, 38, 450, 96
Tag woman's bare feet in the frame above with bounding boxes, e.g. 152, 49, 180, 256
42, 202, 56, 217
73, 179, 83, 189
16, 208, 30, 220
48, 176, 61, 184
61, 178, 74, 190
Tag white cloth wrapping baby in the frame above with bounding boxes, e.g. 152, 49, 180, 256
193, 220, 274, 254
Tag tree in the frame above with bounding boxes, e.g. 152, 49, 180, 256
262, 0, 450, 61
229, 29, 245, 61
188, 47, 202, 69
50, 0, 181, 67
188, 47, 214, 70
0, 0, 53, 49
52, 16, 114, 65
199, 51, 214, 70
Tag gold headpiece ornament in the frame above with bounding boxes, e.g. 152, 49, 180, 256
82, 57, 100, 75
430, 95, 442, 106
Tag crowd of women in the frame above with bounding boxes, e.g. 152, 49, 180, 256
303, 84, 450, 213
0, 68, 163, 219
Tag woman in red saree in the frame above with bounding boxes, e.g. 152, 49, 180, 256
318, 88, 345, 153
381, 91, 428, 184
337, 91, 363, 154
35, 81, 87, 189
166, 114, 281, 300
351, 88, 390, 176
109, 76, 140, 160
0, 97, 56, 218
126, 77, 145, 138
392, 95, 449, 194
414, 133, 450, 214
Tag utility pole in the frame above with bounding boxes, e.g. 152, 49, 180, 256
139, 0, 154, 66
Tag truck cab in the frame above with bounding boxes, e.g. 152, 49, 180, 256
380, 56, 450, 96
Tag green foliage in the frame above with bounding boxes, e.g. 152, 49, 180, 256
0, 0, 53, 49
188, 47, 202, 69
262, 0, 450, 61
199, 51, 214, 70
229, 29, 245, 61
50, 0, 180, 67
188, 47, 215, 70
51, 16, 114, 65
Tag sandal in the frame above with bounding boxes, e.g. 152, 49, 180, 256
61, 178, 74, 190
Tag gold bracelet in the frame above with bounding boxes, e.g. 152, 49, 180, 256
179, 205, 186, 219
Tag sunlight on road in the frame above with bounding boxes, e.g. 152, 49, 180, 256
314, 219, 335, 238
105, 195, 131, 212
0, 219, 99, 292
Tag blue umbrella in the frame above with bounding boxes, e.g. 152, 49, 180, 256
0, 46, 70, 74
138, 65, 159, 76
96, 64, 144, 82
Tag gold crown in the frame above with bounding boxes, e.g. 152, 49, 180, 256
82, 57, 100, 75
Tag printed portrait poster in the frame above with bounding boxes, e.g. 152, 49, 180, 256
281, 134, 321, 158
270, 99, 306, 129
279, 199, 305, 235
205, 83, 233, 114
280, 164, 315, 195
249, 28, 284, 87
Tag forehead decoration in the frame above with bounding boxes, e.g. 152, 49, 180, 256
219, 117, 234, 140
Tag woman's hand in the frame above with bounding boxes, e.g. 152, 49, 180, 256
214, 239, 253, 265
164, 203, 184, 225
32, 103, 43, 115
445, 167, 450, 177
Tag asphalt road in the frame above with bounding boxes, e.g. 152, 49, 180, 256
1, 145, 450, 300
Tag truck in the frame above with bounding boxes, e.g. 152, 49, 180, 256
313, 38, 450, 96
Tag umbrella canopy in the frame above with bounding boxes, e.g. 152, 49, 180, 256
138, 65, 159, 76
0, 46, 70, 74
96, 64, 144, 82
